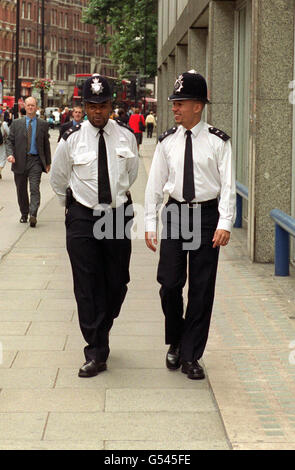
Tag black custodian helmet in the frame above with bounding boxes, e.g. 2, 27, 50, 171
83, 74, 112, 103
168, 70, 210, 104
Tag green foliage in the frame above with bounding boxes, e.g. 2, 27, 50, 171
83, 0, 157, 78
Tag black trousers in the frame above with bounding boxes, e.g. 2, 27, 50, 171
147, 123, 154, 138
157, 200, 220, 362
66, 200, 133, 362
14, 155, 43, 217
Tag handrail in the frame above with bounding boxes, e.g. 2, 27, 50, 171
236, 181, 248, 200
234, 181, 248, 228
270, 209, 295, 238
270, 209, 295, 276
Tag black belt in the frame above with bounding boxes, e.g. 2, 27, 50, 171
168, 197, 218, 208
27, 153, 39, 157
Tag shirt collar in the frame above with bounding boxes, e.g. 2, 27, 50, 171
86, 118, 112, 137
181, 120, 204, 138
26, 116, 37, 122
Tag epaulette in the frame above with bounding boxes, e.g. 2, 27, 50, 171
158, 126, 177, 142
62, 123, 81, 141
116, 119, 134, 134
209, 127, 230, 142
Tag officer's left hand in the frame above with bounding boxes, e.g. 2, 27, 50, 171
46, 165, 51, 173
212, 229, 230, 248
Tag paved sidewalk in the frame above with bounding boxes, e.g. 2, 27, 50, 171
0, 128, 59, 261
0, 134, 295, 450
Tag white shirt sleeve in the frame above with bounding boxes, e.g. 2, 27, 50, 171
216, 139, 236, 232
50, 139, 73, 206
144, 142, 169, 232
127, 134, 139, 187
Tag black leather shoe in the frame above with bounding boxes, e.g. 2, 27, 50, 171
181, 360, 205, 380
78, 360, 107, 378
29, 215, 37, 227
166, 344, 181, 370
20, 215, 28, 223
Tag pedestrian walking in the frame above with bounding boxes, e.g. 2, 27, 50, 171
116, 108, 129, 125
3, 107, 12, 126
58, 105, 83, 142
144, 70, 236, 380
50, 75, 139, 378
145, 111, 156, 138
128, 108, 145, 152
48, 111, 55, 129
6, 96, 51, 227
60, 107, 70, 125
0, 120, 9, 179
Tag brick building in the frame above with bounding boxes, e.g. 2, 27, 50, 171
0, 0, 116, 107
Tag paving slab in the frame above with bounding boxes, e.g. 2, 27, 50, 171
0, 389, 105, 412
105, 389, 216, 412
43, 411, 226, 442
55, 367, 210, 390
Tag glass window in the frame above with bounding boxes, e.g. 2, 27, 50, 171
26, 59, 30, 77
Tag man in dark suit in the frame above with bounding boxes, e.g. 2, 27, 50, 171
57, 105, 83, 142
6, 96, 51, 227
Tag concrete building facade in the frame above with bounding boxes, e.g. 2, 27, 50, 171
157, 0, 295, 264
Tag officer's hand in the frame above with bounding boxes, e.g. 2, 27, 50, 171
212, 229, 230, 248
145, 231, 158, 252
46, 165, 51, 173
7, 155, 15, 163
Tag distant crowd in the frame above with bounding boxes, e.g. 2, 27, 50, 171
0, 103, 157, 146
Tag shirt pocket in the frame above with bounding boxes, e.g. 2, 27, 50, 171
73, 150, 97, 180
116, 147, 136, 159
115, 147, 135, 185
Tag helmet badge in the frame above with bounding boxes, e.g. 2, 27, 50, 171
174, 75, 184, 93
91, 77, 104, 95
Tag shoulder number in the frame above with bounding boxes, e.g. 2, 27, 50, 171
209, 127, 230, 142
158, 126, 177, 143
62, 123, 81, 141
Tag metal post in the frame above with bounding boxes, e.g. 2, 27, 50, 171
143, 0, 148, 113
41, 0, 45, 108
275, 224, 289, 276
234, 193, 243, 228
14, 0, 20, 119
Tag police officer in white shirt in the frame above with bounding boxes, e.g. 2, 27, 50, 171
51, 75, 138, 378
145, 71, 236, 380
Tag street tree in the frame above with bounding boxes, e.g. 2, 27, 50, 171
83, 0, 157, 78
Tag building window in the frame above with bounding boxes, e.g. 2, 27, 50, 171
21, 2, 25, 18
64, 64, 67, 81
28, 3, 31, 19
20, 58, 25, 76
26, 59, 30, 77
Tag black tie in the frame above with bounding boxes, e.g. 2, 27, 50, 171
98, 129, 112, 205
183, 130, 195, 202
27, 119, 32, 154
